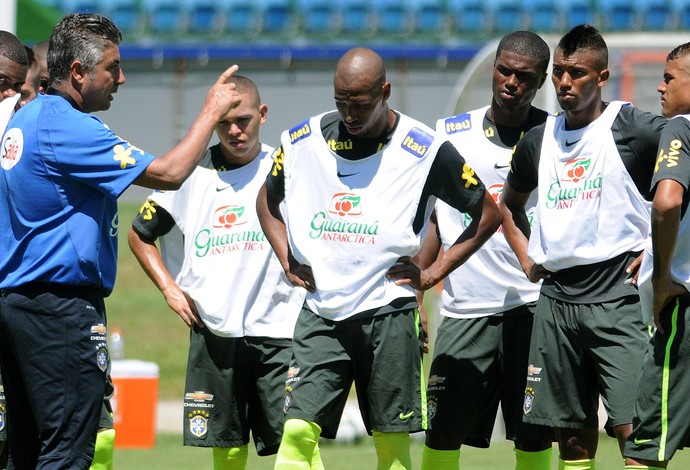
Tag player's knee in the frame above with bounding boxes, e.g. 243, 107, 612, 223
372, 431, 412, 469
212, 445, 248, 470
89, 428, 116, 470
425, 430, 463, 450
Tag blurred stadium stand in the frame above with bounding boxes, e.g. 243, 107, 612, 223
33, 0, 687, 45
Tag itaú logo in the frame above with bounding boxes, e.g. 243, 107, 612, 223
328, 192, 362, 217
213, 205, 246, 228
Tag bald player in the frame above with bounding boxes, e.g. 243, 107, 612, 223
257, 47, 501, 469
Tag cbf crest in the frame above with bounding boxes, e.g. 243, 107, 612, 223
427, 396, 438, 420
523, 387, 535, 414
188, 410, 210, 438
96, 343, 108, 372
0, 402, 5, 431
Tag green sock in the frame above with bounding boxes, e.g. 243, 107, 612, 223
274, 419, 322, 469
212, 445, 248, 470
310, 443, 324, 470
421, 444, 460, 470
559, 458, 595, 470
625, 466, 666, 470
515, 448, 552, 470
89, 428, 115, 470
372, 431, 412, 470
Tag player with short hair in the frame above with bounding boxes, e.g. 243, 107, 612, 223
624, 41, 690, 470
500, 24, 666, 470
420, 30, 554, 470
129, 75, 322, 470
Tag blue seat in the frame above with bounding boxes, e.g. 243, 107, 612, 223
261, 0, 294, 33
599, 0, 637, 30
412, 0, 446, 34
182, 0, 221, 33
221, 0, 261, 34
673, 0, 690, 28
489, 0, 524, 32
526, 0, 561, 32
374, 0, 412, 34
338, 0, 375, 35
100, 0, 142, 34
298, 0, 340, 35
448, 0, 490, 34
61, 0, 100, 13
143, 0, 185, 33
563, 0, 595, 29
636, 0, 671, 30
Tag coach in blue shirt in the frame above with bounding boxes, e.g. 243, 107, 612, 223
0, 13, 240, 469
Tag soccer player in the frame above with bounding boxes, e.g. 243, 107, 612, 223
0, 13, 241, 469
624, 42, 690, 470
129, 75, 322, 470
420, 31, 553, 470
0, 30, 28, 132
257, 47, 501, 469
499, 24, 666, 470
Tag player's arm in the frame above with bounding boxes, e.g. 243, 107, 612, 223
134, 66, 241, 190
257, 149, 315, 292
650, 179, 687, 333
128, 200, 202, 328
390, 142, 501, 290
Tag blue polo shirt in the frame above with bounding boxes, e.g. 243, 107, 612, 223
0, 92, 156, 294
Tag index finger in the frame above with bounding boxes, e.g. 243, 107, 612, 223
217, 64, 240, 84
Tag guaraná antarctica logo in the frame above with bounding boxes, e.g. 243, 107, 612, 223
309, 193, 378, 245
193, 204, 265, 257
546, 157, 602, 210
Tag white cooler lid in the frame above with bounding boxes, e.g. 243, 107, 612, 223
111, 359, 159, 378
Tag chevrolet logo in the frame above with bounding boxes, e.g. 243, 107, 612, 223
91, 324, 107, 335
185, 391, 214, 402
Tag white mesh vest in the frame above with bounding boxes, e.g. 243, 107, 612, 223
435, 106, 540, 317
529, 102, 651, 271
282, 112, 440, 320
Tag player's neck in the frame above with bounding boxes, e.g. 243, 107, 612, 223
489, 102, 532, 128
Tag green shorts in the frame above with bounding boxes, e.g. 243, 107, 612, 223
283, 307, 426, 439
183, 326, 292, 456
625, 295, 690, 462
523, 295, 648, 429
427, 304, 552, 447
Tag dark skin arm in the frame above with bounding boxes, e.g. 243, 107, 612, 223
388, 189, 502, 290
651, 179, 689, 334
499, 182, 551, 282
256, 183, 315, 293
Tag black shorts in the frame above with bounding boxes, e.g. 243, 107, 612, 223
183, 326, 292, 456
0, 284, 108, 469
283, 307, 426, 439
427, 305, 552, 447
625, 295, 690, 462
524, 295, 648, 430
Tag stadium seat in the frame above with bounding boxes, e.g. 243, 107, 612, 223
143, 0, 185, 33
488, 0, 524, 32
374, 0, 413, 35
61, 0, 100, 13
221, 0, 261, 34
298, 0, 340, 35
563, 0, 595, 29
338, 0, 376, 35
599, 0, 637, 31
182, 0, 222, 33
448, 0, 491, 34
412, 0, 446, 35
100, 0, 143, 34
526, 0, 561, 32
261, 0, 294, 34
636, 0, 671, 30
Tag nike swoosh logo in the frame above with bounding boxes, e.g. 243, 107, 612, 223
633, 437, 653, 445
565, 140, 580, 147
337, 171, 358, 178
399, 411, 414, 420
494, 163, 510, 169
216, 185, 233, 192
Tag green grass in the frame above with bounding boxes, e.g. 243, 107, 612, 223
114, 433, 690, 469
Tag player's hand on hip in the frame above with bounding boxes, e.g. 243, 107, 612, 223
527, 261, 551, 283
652, 279, 688, 334
625, 252, 644, 286
164, 284, 203, 329
287, 255, 316, 293
387, 256, 433, 291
